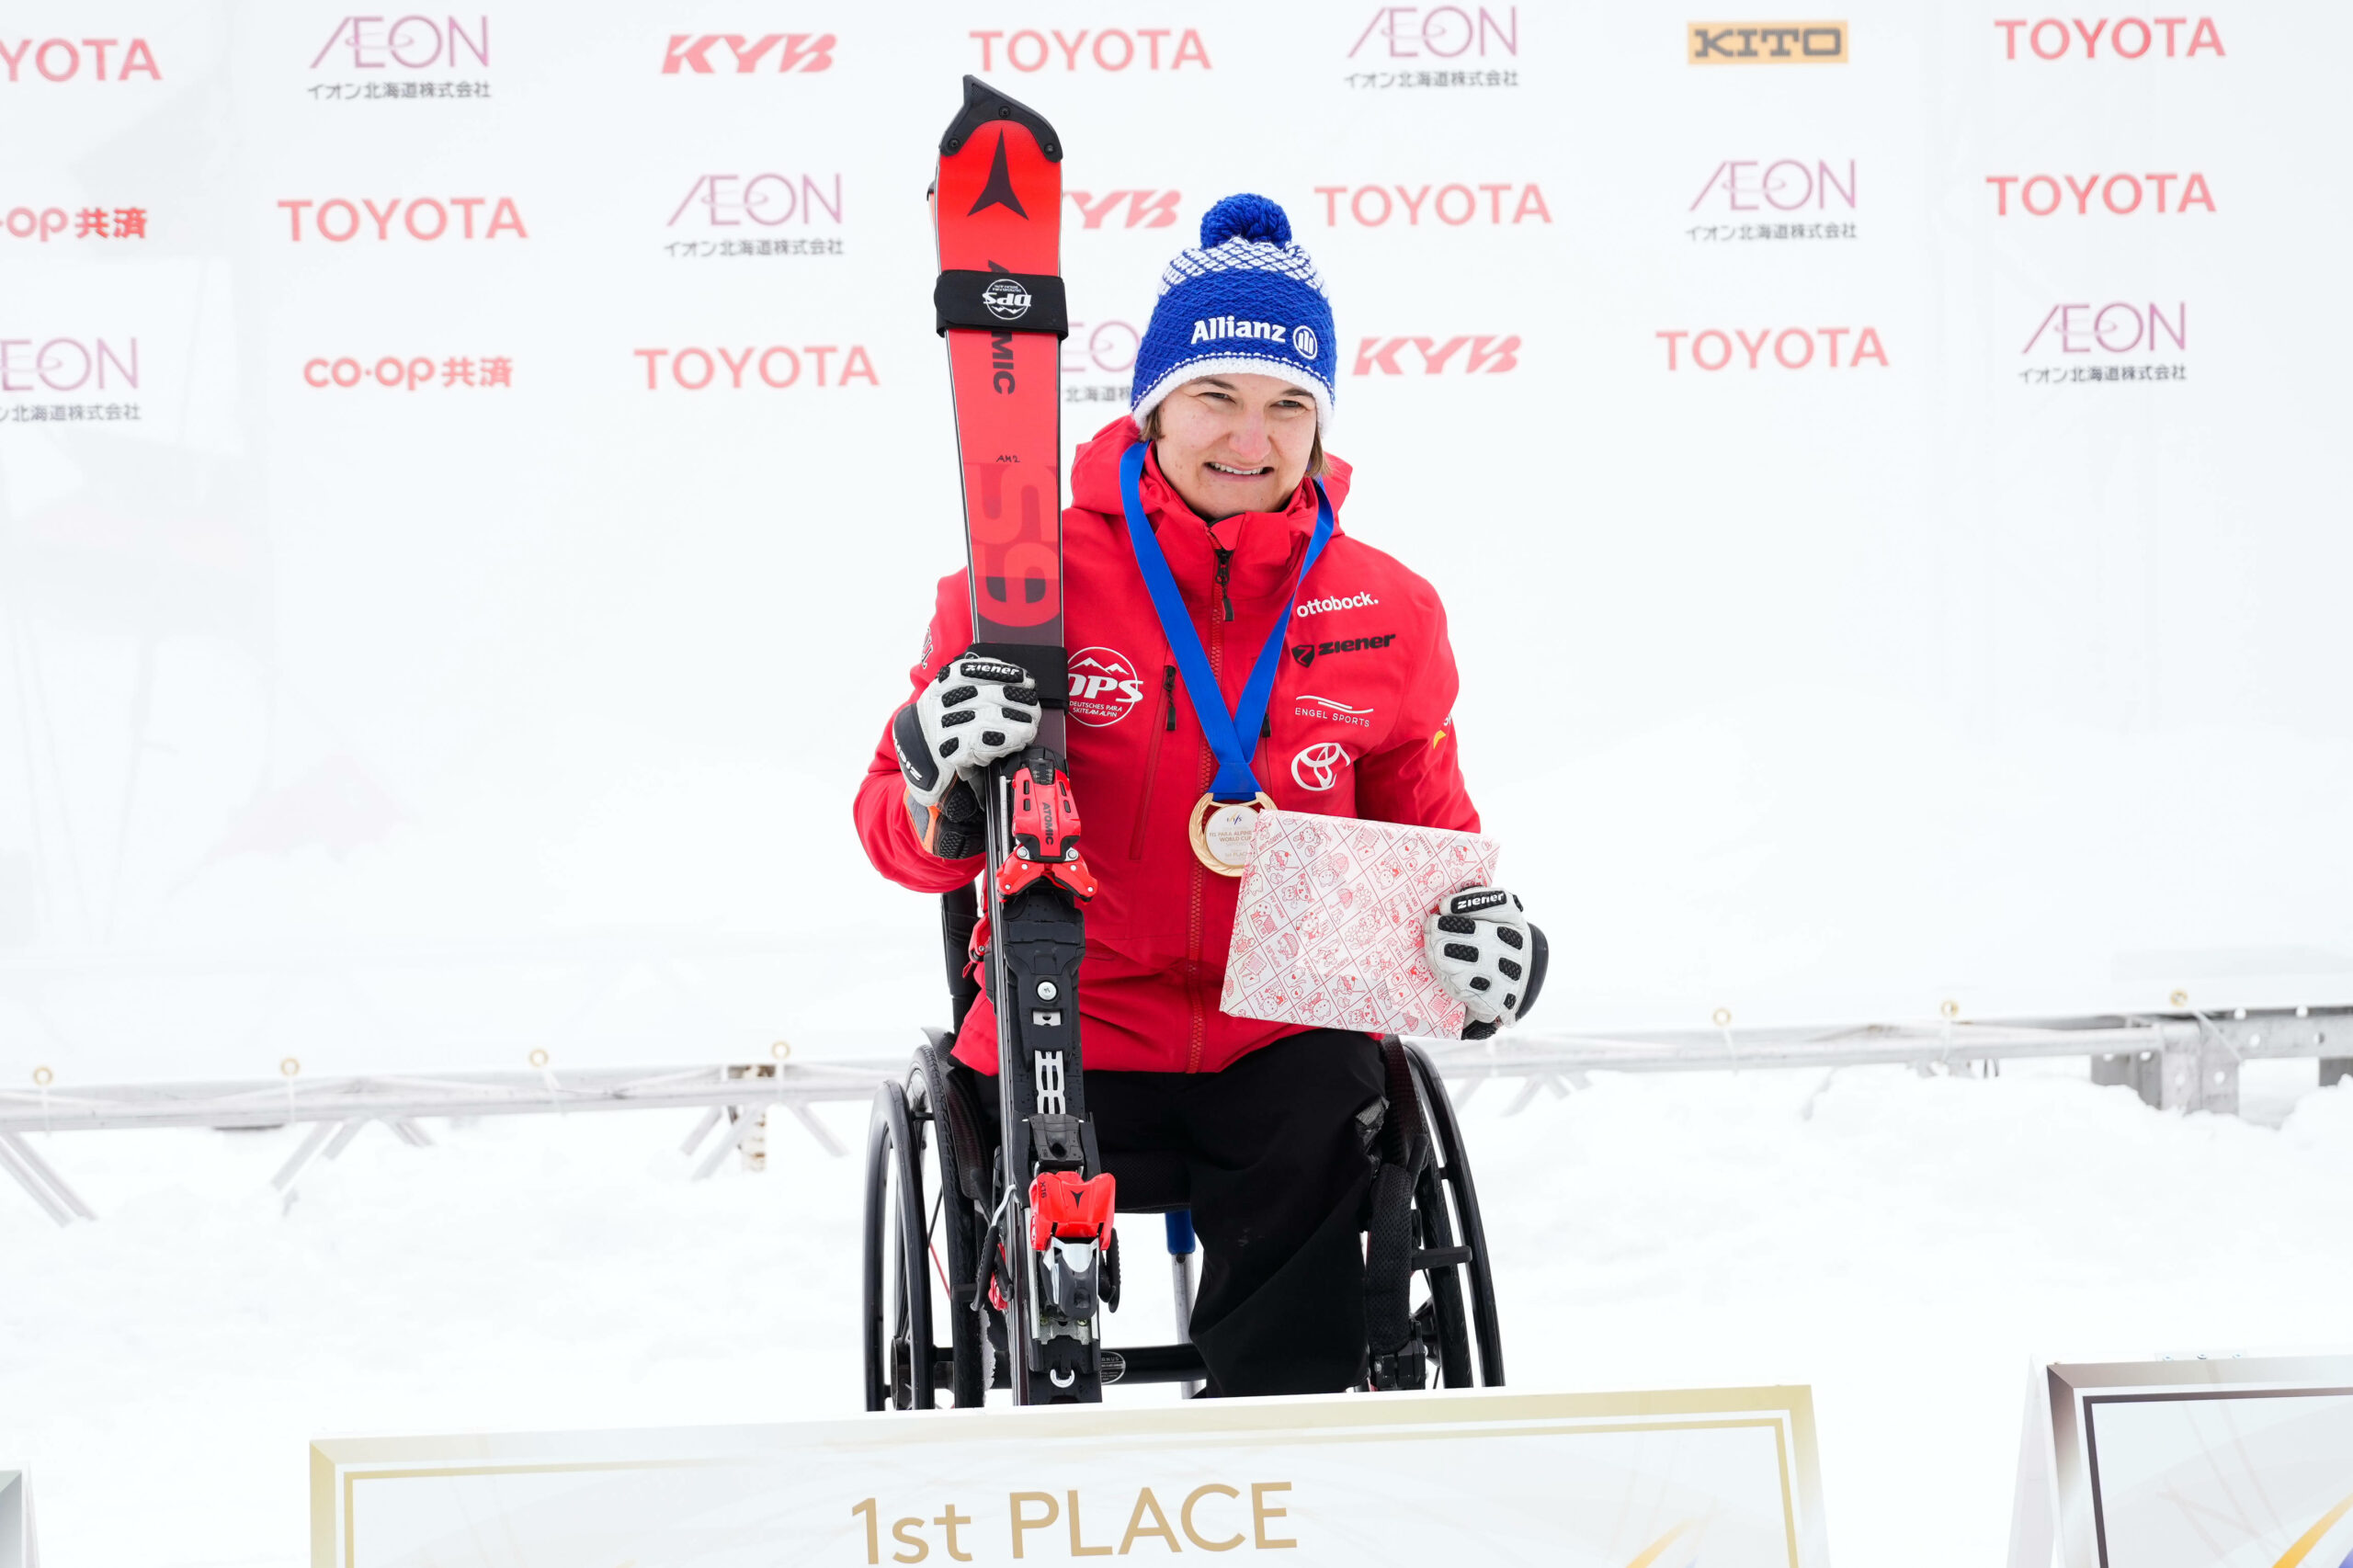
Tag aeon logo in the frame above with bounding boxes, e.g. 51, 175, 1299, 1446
1067, 190, 1179, 230
1348, 7, 1518, 57
1994, 17, 2222, 58
0, 38, 161, 82
309, 17, 490, 69
970, 29, 1211, 71
1352, 336, 1520, 375
668, 175, 843, 228
1066, 647, 1145, 727
1061, 321, 1139, 376
1690, 160, 1856, 211
2022, 301, 2187, 354
1290, 742, 1351, 792
662, 33, 834, 74
278, 198, 527, 240
1985, 173, 2213, 216
1314, 184, 1552, 226
1655, 328, 1888, 369
632, 346, 878, 389
0, 336, 138, 391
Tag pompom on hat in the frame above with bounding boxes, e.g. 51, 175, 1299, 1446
1131, 194, 1338, 431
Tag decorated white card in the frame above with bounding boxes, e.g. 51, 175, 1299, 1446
1220, 810, 1502, 1039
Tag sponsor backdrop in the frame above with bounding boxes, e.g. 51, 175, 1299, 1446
308, 1387, 1828, 1568
3, 2, 2348, 1085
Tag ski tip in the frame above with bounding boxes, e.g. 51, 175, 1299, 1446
941, 74, 1063, 164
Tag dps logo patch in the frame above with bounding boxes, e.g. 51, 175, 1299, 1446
1688, 21, 1847, 62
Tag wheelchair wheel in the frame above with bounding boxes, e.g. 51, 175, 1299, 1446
861, 1079, 940, 1410
1404, 1042, 1505, 1387
907, 1046, 990, 1407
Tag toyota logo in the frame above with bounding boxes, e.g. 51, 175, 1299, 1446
1291, 741, 1350, 792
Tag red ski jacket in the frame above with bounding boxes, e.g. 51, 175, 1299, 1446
854, 415, 1481, 1075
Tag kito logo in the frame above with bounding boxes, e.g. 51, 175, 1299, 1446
1691, 160, 1855, 211
0, 38, 161, 81
310, 16, 489, 69
1995, 17, 2222, 58
1316, 184, 1551, 226
278, 198, 527, 241
970, 28, 1210, 71
1067, 647, 1145, 727
1688, 21, 1848, 63
1349, 7, 1518, 58
2023, 301, 2187, 354
1296, 592, 1379, 619
1, 336, 137, 391
1656, 327, 1888, 369
1068, 191, 1179, 230
633, 346, 877, 389
1354, 336, 1519, 375
662, 33, 834, 73
669, 175, 842, 228
1986, 172, 2213, 216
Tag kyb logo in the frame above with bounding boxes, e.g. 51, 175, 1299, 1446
1290, 633, 1397, 668
0, 336, 137, 391
1655, 327, 1888, 369
1690, 160, 1856, 211
1067, 647, 1145, 727
1687, 21, 1848, 63
278, 198, 528, 241
1067, 190, 1179, 230
1294, 694, 1375, 731
310, 16, 489, 69
1353, 336, 1519, 375
662, 33, 834, 74
632, 346, 878, 389
1985, 172, 2214, 216
1295, 592, 1380, 619
1290, 741, 1353, 792
1995, 17, 2222, 58
969, 28, 1210, 71
669, 175, 842, 228
1348, 7, 1519, 58
0, 37, 162, 82
2022, 301, 2187, 355
1315, 184, 1552, 227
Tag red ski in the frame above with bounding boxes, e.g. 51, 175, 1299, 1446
931, 76, 1110, 1404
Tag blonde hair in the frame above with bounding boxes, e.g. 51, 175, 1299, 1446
1139, 402, 1326, 481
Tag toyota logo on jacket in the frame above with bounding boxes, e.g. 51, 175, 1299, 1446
853, 414, 1480, 1076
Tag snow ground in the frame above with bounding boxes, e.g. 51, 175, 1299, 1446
6, 1057, 2353, 1567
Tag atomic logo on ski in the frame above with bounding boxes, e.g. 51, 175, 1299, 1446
969, 131, 1028, 218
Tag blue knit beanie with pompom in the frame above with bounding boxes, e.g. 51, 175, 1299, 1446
1131, 194, 1337, 431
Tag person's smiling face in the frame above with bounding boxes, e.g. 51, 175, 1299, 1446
1152, 373, 1318, 521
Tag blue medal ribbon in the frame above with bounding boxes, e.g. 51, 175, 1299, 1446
1119, 441, 1335, 802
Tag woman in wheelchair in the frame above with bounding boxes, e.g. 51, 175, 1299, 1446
854, 195, 1546, 1400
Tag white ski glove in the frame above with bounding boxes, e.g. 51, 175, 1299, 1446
892, 654, 1040, 858
1424, 886, 1549, 1040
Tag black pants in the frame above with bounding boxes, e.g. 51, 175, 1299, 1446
969, 1028, 1386, 1398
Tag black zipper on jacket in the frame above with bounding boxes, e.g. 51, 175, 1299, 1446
1211, 541, 1234, 622
1163, 665, 1177, 731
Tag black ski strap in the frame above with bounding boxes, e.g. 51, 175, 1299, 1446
936, 269, 1069, 337
1365, 1037, 1430, 1388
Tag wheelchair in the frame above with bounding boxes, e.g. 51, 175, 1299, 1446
861, 885, 1504, 1408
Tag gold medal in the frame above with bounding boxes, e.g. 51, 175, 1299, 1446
1188, 791, 1275, 877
